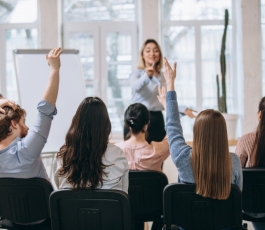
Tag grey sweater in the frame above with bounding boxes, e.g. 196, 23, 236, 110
166, 91, 243, 190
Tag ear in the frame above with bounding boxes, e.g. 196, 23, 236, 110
10, 120, 19, 129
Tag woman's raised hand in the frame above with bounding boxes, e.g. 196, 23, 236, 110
157, 86, 166, 109
163, 57, 176, 91
46, 47, 63, 71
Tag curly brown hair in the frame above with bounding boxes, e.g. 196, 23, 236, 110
0, 105, 26, 141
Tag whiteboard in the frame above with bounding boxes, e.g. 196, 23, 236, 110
13, 49, 86, 152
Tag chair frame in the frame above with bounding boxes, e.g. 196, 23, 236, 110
163, 183, 242, 230
49, 188, 134, 230
242, 168, 265, 222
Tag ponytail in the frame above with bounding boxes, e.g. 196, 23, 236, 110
124, 103, 150, 141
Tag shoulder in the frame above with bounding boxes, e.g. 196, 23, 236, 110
238, 132, 256, 143
104, 143, 129, 170
105, 143, 126, 157
115, 141, 125, 150
230, 152, 242, 168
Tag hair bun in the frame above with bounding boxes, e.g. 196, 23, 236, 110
127, 117, 136, 126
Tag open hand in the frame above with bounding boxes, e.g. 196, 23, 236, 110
157, 86, 166, 109
0, 98, 17, 114
163, 57, 176, 91
46, 47, 63, 71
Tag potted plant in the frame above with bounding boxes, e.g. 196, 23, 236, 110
216, 9, 238, 140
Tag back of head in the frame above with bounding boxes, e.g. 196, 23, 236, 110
252, 97, 265, 167
0, 105, 26, 141
124, 103, 150, 140
57, 97, 111, 190
191, 109, 231, 200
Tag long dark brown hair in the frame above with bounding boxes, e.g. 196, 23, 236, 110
57, 97, 111, 190
251, 97, 265, 167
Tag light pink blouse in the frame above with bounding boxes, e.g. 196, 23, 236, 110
115, 137, 169, 172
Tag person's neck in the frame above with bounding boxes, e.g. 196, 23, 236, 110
126, 132, 147, 145
0, 134, 19, 150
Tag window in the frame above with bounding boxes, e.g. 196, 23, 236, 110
161, 0, 235, 136
0, 0, 38, 101
63, 0, 137, 134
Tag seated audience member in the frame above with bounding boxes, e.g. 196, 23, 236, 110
236, 97, 265, 230
163, 57, 242, 230
0, 47, 62, 180
115, 89, 169, 172
116, 88, 169, 230
53, 97, 129, 193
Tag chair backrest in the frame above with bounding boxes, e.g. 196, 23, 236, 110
50, 189, 134, 230
242, 168, 265, 213
163, 184, 242, 230
0, 177, 53, 223
128, 170, 168, 221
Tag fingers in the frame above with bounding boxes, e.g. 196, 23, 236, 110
0, 108, 5, 114
7, 101, 17, 110
48, 47, 62, 57
173, 62, 177, 73
54, 47, 62, 56
161, 86, 166, 95
56, 50, 63, 57
158, 86, 161, 96
0, 99, 17, 112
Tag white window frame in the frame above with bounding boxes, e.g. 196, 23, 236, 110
0, 0, 39, 98
63, 5, 138, 139
160, 0, 238, 113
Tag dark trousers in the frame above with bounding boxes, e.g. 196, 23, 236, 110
124, 111, 166, 143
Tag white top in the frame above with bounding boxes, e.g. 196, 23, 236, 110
52, 143, 129, 193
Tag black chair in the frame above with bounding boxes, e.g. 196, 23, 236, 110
242, 168, 265, 223
128, 170, 168, 229
49, 189, 134, 230
163, 184, 242, 230
0, 178, 53, 230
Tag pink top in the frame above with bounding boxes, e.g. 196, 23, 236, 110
115, 137, 169, 172
235, 132, 256, 167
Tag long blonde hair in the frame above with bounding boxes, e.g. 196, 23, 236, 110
137, 39, 163, 71
191, 109, 231, 200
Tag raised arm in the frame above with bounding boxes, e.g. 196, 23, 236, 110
21, 48, 63, 158
43, 47, 63, 105
164, 58, 191, 167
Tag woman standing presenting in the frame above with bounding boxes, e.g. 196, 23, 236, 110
125, 39, 195, 143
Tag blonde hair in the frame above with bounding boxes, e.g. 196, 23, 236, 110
137, 39, 163, 71
191, 110, 231, 200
